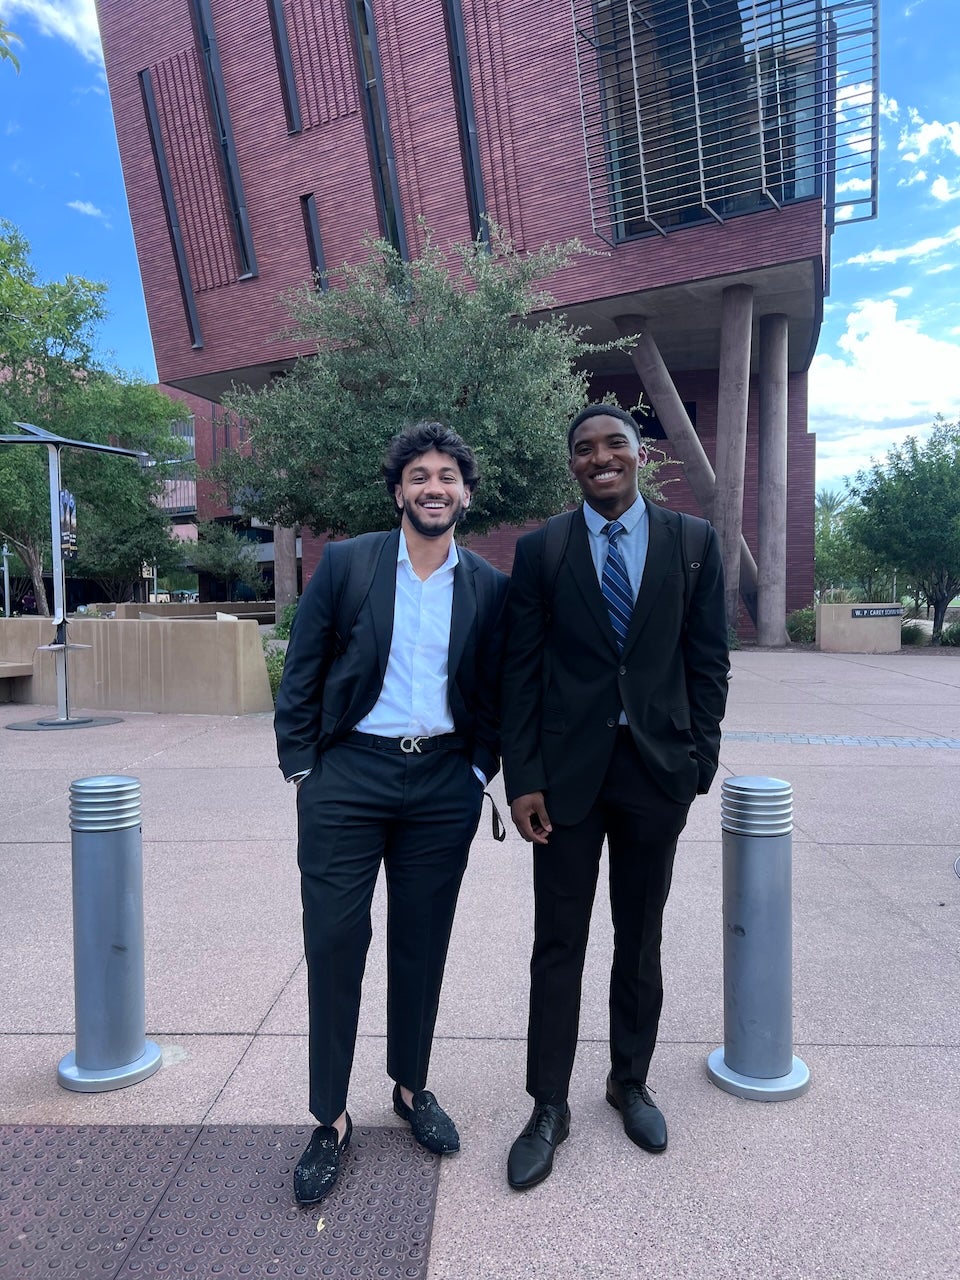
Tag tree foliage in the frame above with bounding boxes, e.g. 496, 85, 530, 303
0, 221, 189, 609
0, 20, 20, 74
189, 522, 266, 600
215, 227, 657, 537
846, 417, 960, 641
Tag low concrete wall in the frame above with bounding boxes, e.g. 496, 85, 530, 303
817, 603, 903, 654
0, 617, 273, 714
111, 601, 275, 623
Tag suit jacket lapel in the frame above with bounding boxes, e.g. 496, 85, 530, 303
567, 508, 622, 657
622, 501, 678, 657
449, 550, 476, 677
368, 528, 400, 679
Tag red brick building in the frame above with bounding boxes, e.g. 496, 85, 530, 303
98, 0, 879, 635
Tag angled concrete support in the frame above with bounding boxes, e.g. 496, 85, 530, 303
714, 285, 754, 630
757, 315, 789, 646
614, 315, 758, 625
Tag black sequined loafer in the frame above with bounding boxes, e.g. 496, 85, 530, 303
392, 1083, 460, 1154
293, 1113, 353, 1204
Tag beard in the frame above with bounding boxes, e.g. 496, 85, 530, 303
401, 496, 465, 538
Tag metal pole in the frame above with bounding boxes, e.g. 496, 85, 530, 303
57, 776, 162, 1092
2, 542, 9, 617
707, 776, 810, 1101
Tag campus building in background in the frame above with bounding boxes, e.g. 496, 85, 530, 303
97, 0, 879, 635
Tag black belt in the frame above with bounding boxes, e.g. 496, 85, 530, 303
349, 731, 467, 755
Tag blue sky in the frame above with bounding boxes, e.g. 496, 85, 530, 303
2, 0, 958, 491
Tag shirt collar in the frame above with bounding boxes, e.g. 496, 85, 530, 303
398, 529, 460, 575
582, 492, 647, 536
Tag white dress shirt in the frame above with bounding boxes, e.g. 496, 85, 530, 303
355, 530, 458, 736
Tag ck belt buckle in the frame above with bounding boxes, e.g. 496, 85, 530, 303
400, 735, 424, 754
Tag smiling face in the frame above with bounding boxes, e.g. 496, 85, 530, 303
395, 447, 471, 539
568, 414, 646, 518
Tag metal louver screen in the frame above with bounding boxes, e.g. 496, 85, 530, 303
572, 0, 878, 243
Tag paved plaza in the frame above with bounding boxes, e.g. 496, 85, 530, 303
1, 648, 958, 1278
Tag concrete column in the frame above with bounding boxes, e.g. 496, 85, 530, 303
615, 314, 758, 626
273, 525, 299, 609
714, 285, 754, 631
757, 314, 789, 647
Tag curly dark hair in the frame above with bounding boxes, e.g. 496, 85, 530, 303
567, 403, 643, 454
382, 421, 480, 495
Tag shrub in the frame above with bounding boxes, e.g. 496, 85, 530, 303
939, 621, 960, 648
273, 600, 298, 640
900, 621, 927, 646
263, 640, 286, 700
786, 606, 816, 645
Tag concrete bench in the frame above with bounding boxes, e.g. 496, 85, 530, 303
0, 661, 33, 679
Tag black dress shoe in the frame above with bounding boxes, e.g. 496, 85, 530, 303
605, 1074, 667, 1152
507, 1102, 571, 1190
293, 1114, 353, 1204
393, 1083, 460, 1154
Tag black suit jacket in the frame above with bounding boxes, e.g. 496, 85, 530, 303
501, 501, 729, 825
275, 529, 509, 784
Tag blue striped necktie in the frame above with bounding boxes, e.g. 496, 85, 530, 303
601, 520, 633, 650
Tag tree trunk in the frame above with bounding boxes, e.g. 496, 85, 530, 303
17, 540, 50, 617
931, 593, 949, 643
273, 524, 298, 609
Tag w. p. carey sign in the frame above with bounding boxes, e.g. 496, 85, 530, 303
851, 607, 903, 618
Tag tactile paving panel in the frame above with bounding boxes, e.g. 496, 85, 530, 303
0, 1126, 440, 1279
0, 1125, 200, 1276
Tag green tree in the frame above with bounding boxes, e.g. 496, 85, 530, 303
0, 20, 21, 73
214, 227, 657, 537
189, 521, 266, 601
846, 417, 960, 641
0, 221, 190, 610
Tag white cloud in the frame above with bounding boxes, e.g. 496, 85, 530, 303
896, 168, 927, 187
5, 121, 20, 136
931, 175, 960, 202
879, 95, 899, 122
888, 286, 913, 298
926, 263, 956, 275
810, 299, 960, 485
4, 1, 103, 65
899, 110, 960, 160
67, 198, 105, 219
839, 225, 960, 268
835, 177, 872, 194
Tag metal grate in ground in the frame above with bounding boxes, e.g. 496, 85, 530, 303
723, 731, 960, 749
0, 1125, 440, 1279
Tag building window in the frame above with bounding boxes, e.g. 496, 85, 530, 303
139, 68, 204, 349
441, 0, 488, 244
300, 194, 328, 288
268, 0, 303, 134
189, 0, 259, 277
347, 0, 408, 258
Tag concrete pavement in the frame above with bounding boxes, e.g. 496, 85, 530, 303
1, 648, 958, 1278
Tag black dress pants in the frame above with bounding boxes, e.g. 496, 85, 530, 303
526, 729, 691, 1104
297, 736, 484, 1123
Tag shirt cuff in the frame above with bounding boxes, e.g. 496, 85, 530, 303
472, 766, 487, 788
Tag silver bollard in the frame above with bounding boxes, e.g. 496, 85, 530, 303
57, 776, 162, 1092
706, 776, 810, 1101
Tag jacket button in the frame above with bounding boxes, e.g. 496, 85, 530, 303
606, 717, 616, 728
618, 665, 627, 676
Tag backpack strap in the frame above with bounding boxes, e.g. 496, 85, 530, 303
679, 511, 710, 625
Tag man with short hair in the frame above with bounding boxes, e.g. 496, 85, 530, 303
502, 403, 729, 1189
276, 421, 508, 1204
